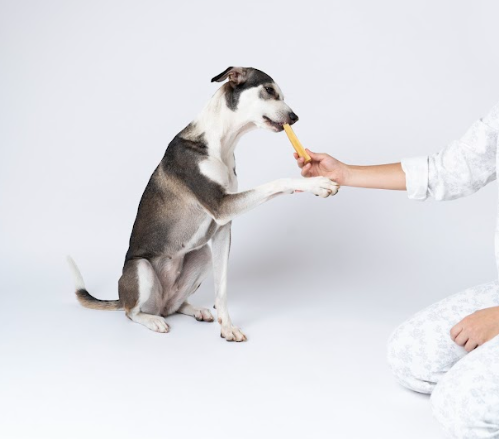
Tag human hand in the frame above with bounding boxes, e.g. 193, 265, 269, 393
294, 149, 349, 185
450, 306, 499, 352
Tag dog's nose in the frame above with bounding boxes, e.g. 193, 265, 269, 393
289, 112, 299, 123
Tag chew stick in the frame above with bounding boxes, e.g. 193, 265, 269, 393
283, 124, 311, 163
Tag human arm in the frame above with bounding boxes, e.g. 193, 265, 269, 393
295, 101, 499, 199
295, 152, 406, 190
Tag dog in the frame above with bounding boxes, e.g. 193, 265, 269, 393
68, 67, 338, 342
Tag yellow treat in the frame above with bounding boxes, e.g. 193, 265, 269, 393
283, 124, 311, 163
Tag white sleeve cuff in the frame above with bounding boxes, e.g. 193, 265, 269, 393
401, 156, 429, 200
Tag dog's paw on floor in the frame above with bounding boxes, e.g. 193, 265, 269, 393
138, 314, 170, 333
220, 326, 247, 342
194, 308, 214, 322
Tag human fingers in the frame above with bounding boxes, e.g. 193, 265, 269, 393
454, 330, 469, 347
301, 162, 312, 177
464, 339, 479, 352
450, 324, 463, 341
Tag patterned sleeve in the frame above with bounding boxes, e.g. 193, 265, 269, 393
401, 102, 499, 201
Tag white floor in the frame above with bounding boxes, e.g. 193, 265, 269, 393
1, 254, 445, 439
2, 178, 496, 439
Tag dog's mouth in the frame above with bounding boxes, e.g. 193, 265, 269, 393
263, 116, 284, 132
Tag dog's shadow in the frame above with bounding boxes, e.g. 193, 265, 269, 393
222, 249, 329, 325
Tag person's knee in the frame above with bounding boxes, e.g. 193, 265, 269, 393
387, 291, 474, 394
388, 309, 460, 393
431, 357, 499, 439
387, 319, 432, 393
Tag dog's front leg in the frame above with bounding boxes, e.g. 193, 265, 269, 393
212, 176, 338, 225
211, 223, 246, 342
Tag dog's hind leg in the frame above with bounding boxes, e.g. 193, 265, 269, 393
119, 259, 169, 333
169, 246, 214, 322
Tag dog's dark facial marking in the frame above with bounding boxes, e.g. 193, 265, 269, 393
212, 67, 275, 111
259, 84, 280, 101
265, 86, 275, 96
225, 70, 275, 110
263, 85, 278, 99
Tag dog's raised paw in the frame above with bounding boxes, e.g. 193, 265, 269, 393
221, 326, 247, 342
308, 177, 339, 198
194, 308, 214, 322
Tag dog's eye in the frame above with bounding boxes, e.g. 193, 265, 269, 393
265, 87, 275, 96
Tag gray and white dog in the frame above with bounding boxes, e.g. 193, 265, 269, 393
68, 67, 338, 342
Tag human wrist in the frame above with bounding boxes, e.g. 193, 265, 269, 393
332, 163, 352, 186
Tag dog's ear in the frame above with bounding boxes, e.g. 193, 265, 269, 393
211, 67, 248, 86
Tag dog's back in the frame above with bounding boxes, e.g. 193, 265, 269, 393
125, 130, 222, 262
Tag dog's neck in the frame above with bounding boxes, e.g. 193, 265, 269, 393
187, 85, 256, 165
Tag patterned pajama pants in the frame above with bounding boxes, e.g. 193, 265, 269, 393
387, 281, 499, 439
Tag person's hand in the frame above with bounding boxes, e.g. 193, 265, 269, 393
294, 149, 349, 185
450, 306, 499, 352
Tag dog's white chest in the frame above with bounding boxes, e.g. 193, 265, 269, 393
199, 157, 238, 192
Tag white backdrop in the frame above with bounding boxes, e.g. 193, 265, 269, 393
1, 1, 499, 438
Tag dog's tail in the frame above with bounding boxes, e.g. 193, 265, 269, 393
66, 256, 123, 311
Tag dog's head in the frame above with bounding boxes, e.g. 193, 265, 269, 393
211, 67, 298, 132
